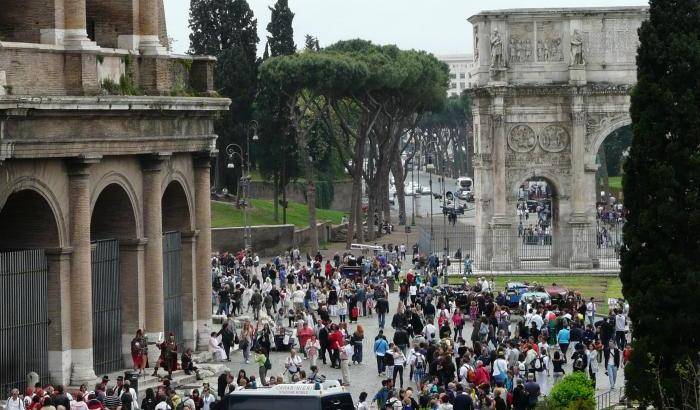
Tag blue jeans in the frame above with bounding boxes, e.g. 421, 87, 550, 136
216, 302, 229, 315
378, 313, 386, 328
376, 355, 386, 374
353, 342, 363, 363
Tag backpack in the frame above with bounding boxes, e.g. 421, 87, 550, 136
573, 355, 585, 371
413, 353, 425, 370
534, 356, 545, 372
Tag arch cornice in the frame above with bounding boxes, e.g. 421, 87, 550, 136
0, 176, 69, 248
90, 171, 143, 238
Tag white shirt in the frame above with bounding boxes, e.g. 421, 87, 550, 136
7, 397, 24, 410
492, 358, 508, 376
615, 314, 626, 332
586, 301, 596, 316
531, 314, 544, 330
424, 324, 437, 341
202, 394, 216, 410
155, 402, 171, 410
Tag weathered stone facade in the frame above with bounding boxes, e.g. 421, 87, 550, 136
468, 7, 646, 270
0, 0, 229, 389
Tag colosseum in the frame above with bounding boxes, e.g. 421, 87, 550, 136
0, 0, 230, 390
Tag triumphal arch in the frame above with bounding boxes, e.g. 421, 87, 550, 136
468, 7, 648, 270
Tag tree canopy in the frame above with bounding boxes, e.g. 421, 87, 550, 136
621, 0, 700, 407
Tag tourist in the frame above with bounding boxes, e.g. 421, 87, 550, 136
608, 340, 621, 390
7, 389, 24, 410
374, 331, 389, 376
208, 332, 227, 362
350, 325, 365, 364
285, 349, 303, 381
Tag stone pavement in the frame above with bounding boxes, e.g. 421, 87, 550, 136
193, 289, 625, 403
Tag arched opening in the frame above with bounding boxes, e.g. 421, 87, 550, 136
0, 189, 55, 396
515, 176, 559, 268
161, 181, 192, 348
90, 183, 138, 375
593, 125, 630, 267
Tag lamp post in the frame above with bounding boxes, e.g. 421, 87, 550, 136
225, 120, 259, 254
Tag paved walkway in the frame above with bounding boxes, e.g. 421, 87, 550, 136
197, 289, 625, 403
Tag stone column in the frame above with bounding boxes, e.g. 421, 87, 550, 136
64, 0, 96, 49
67, 158, 99, 385
489, 101, 513, 271
139, 0, 167, 55
119, 239, 147, 368
46, 248, 73, 386
569, 108, 593, 268
141, 155, 167, 363
180, 231, 197, 352
194, 154, 214, 350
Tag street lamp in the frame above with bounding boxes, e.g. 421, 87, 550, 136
225, 120, 259, 254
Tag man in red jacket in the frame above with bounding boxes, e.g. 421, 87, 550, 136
473, 360, 491, 389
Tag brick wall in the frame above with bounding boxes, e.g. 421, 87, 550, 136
0, 48, 66, 95
86, 0, 137, 48
0, 0, 60, 43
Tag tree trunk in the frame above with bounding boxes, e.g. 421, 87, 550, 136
273, 173, 279, 223
392, 152, 406, 225
306, 179, 318, 253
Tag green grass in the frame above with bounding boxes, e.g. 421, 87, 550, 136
448, 274, 622, 314
608, 176, 623, 189
211, 199, 347, 229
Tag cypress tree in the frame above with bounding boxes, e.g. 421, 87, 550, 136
189, 0, 259, 191
266, 0, 296, 57
621, 0, 700, 407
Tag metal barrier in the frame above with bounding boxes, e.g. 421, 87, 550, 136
0, 250, 49, 398
163, 231, 183, 348
596, 387, 625, 409
416, 216, 623, 272
92, 239, 123, 375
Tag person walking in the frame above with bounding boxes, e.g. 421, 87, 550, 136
304, 334, 320, 368
374, 332, 389, 376
376, 295, 389, 329
607, 340, 621, 390
391, 346, 406, 389
557, 325, 571, 360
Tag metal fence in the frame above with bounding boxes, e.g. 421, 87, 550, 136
163, 231, 183, 348
417, 216, 623, 272
0, 250, 49, 398
596, 387, 625, 409
91, 239, 123, 375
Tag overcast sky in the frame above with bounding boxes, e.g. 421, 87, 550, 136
165, 0, 648, 56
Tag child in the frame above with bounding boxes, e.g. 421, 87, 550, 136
469, 300, 478, 322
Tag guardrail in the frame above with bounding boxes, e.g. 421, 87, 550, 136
596, 387, 625, 409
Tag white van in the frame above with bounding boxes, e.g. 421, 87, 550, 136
224, 381, 354, 410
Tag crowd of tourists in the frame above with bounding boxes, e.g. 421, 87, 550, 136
204, 249, 632, 409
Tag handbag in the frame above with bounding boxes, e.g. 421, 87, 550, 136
264, 357, 272, 370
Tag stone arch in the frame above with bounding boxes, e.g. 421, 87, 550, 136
0, 177, 68, 249
509, 169, 568, 201
90, 183, 139, 241
161, 171, 195, 232
91, 172, 143, 239
162, 179, 193, 232
588, 114, 632, 159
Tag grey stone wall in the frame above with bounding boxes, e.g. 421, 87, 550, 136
211, 222, 332, 256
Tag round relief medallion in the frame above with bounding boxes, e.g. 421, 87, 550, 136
539, 125, 569, 153
507, 124, 536, 153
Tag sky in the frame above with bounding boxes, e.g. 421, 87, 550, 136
165, 0, 649, 56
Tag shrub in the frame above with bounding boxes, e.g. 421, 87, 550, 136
546, 372, 595, 410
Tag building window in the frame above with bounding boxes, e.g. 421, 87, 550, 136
450, 73, 456, 79
460, 73, 466, 79
460, 82, 466, 89
451, 82, 457, 89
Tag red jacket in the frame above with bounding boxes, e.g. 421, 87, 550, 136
328, 330, 344, 350
474, 365, 491, 387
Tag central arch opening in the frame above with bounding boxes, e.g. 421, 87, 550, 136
90, 183, 138, 375
516, 176, 559, 269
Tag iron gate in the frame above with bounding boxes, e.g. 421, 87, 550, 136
91, 239, 122, 375
163, 232, 183, 348
0, 250, 49, 398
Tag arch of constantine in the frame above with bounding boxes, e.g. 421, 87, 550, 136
468, 7, 648, 270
